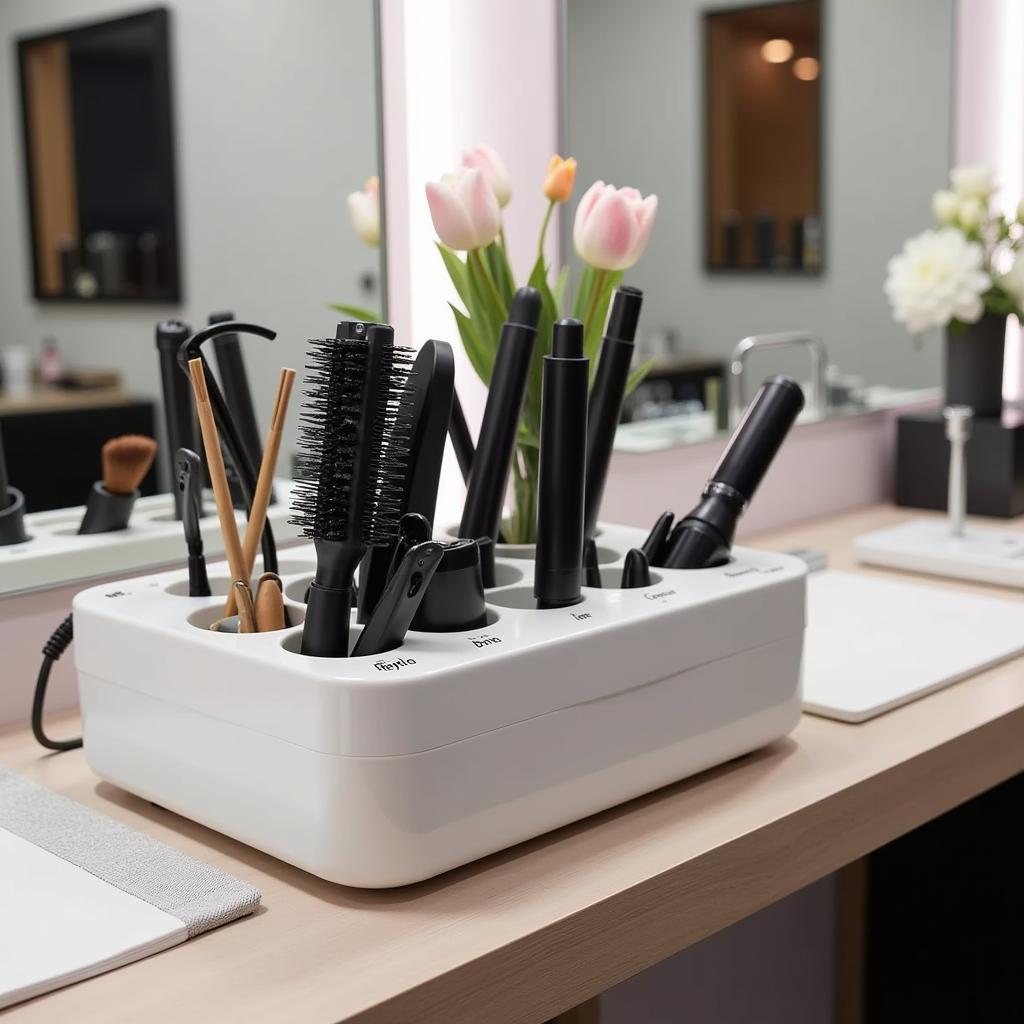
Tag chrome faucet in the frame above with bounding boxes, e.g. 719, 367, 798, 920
728, 331, 828, 426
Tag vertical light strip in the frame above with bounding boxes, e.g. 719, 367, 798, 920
998, 0, 1024, 402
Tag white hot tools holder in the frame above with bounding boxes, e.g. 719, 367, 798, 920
74, 524, 806, 888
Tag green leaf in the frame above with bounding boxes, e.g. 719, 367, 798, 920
521, 253, 560, 447
327, 302, 382, 322
436, 244, 472, 310
450, 304, 494, 384
483, 241, 516, 308
625, 357, 655, 396
466, 250, 505, 360
552, 264, 570, 314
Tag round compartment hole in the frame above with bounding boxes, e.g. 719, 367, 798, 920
486, 587, 589, 611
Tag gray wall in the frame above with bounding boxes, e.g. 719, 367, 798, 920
0, 0, 380, 484
566, 0, 955, 389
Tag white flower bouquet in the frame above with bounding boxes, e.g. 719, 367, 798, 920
884, 165, 1024, 333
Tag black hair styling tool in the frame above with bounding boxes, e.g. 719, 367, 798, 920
209, 311, 272, 506
357, 339, 455, 622
176, 447, 211, 597
0, 421, 28, 546
411, 539, 488, 632
449, 388, 475, 484
292, 322, 414, 657
582, 536, 602, 588
384, 513, 432, 584
458, 287, 541, 543
535, 318, 588, 609
352, 541, 444, 657
156, 319, 197, 519
177, 320, 279, 574
476, 535, 496, 588
621, 548, 651, 588
584, 286, 643, 539
663, 375, 804, 569
641, 510, 674, 564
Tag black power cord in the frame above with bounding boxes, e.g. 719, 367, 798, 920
31, 613, 81, 752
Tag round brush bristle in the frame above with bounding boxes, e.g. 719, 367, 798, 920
102, 435, 158, 496
291, 336, 415, 546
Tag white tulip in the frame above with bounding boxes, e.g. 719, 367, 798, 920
346, 177, 380, 247
884, 227, 991, 333
951, 165, 995, 201
958, 196, 985, 231
932, 189, 959, 224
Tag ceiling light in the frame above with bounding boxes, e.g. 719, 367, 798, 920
793, 56, 819, 81
760, 38, 793, 63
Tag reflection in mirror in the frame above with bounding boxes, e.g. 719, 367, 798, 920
564, 0, 953, 450
0, 0, 383, 595
705, 0, 821, 273
18, 9, 180, 302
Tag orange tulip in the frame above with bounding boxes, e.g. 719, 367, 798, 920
543, 155, 577, 203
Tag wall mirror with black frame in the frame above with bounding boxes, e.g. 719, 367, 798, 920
0, 0, 383, 572
564, 0, 955, 451
18, 8, 180, 303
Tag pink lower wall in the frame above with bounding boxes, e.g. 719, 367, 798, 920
601, 404, 922, 539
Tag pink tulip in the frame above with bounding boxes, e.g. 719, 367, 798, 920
426, 167, 501, 251
461, 143, 512, 207
573, 181, 658, 271
346, 176, 380, 247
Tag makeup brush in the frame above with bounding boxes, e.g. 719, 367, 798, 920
292, 322, 415, 658
223, 367, 295, 618
78, 435, 158, 534
188, 358, 252, 628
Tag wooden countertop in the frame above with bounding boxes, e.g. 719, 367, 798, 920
3, 504, 1024, 1023
0, 387, 134, 416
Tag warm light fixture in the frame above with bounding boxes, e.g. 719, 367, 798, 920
760, 38, 793, 63
793, 56, 820, 81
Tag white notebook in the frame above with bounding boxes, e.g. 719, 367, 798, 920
802, 570, 1024, 722
0, 767, 260, 1010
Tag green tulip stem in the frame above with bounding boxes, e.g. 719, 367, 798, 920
537, 200, 556, 264
470, 248, 504, 314
584, 267, 609, 334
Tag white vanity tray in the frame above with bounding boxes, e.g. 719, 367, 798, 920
0, 479, 299, 598
74, 524, 807, 888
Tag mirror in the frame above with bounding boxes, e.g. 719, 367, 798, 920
18, 9, 180, 302
0, 0, 383, 589
704, 0, 821, 273
563, 0, 953, 450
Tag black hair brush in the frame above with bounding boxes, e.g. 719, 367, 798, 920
292, 321, 415, 658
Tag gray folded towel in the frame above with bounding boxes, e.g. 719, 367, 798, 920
0, 765, 260, 937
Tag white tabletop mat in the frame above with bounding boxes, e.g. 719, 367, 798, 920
803, 570, 1024, 722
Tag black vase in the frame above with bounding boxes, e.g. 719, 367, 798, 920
945, 313, 1006, 418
